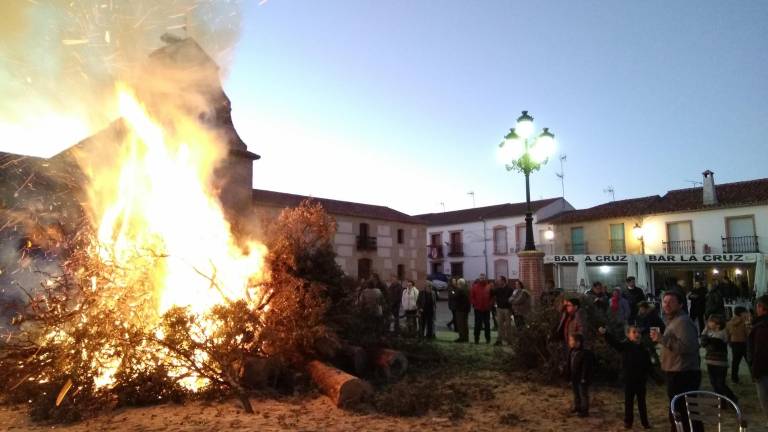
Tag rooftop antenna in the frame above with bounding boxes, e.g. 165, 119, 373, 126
685, 179, 703, 188
467, 191, 475, 208
555, 154, 567, 198
440, 202, 446, 212
603, 185, 615, 201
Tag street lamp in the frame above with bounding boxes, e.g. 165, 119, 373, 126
632, 223, 645, 254
497, 110, 556, 251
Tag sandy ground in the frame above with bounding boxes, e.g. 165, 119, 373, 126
2, 328, 765, 432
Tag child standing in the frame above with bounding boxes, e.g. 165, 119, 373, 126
566, 333, 594, 417
701, 314, 738, 403
599, 325, 652, 429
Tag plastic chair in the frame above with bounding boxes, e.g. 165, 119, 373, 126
670, 390, 747, 432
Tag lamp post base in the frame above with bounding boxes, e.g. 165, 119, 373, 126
518, 250, 545, 307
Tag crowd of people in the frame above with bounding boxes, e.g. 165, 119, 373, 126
356, 272, 768, 431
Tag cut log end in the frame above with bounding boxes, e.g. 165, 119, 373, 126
373, 348, 408, 381
307, 360, 372, 408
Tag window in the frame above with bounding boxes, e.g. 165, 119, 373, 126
725, 216, 757, 253
357, 258, 372, 280
609, 223, 625, 253
430, 233, 441, 246
449, 231, 463, 256
493, 259, 508, 278
397, 229, 404, 244
666, 221, 694, 253
515, 224, 526, 251
493, 226, 508, 255
430, 262, 442, 274
359, 222, 369, 237
397, 264, 405, 280
570, 227, 586, 254
450, 262, 464, 278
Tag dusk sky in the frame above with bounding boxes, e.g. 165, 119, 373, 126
226, 1, 768, 215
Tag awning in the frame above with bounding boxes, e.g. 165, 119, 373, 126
636, 254, 650, 294
756, 253, 767, 297
576, 255, 591, 293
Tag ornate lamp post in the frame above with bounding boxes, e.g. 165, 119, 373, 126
498, 110, 556, 251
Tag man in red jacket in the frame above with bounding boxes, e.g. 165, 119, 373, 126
471, 274, 493, 344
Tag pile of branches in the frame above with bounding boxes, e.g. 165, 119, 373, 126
509, 293, 622, 384
0, 200, 345, 423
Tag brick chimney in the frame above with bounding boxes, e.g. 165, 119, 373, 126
702, 170, 717, 206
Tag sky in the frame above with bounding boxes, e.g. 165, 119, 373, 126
1, 2, 766, 217
226, 1, 768, 215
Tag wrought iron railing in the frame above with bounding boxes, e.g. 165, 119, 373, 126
356, 236, 377, 251
663, 240, 695, 254
427, 244, 444, 259
566, 242, 588, 255
609, 239, 626, 254
722, 236, 759, 253
447, 242, 464, 257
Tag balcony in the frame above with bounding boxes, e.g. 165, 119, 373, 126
663, 240, 695, 254
428, 244, 444, 260
609, 239, 626, 254
447, 242, 464, 257
356, 236, 377, 251
722, 236, 759, 253
566, 242, 588, 255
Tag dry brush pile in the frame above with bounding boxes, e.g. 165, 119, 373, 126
0, 200, 353, 423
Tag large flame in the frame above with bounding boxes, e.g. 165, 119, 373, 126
80, 84, 266, 389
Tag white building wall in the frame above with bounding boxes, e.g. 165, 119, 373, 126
425, 206, 563, 281
640, 205, 768, 254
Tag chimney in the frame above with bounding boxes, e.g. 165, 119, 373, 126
702, 170, 717, 206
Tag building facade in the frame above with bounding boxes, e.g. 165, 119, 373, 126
540, 171, 768, 295
416, 198, 573, 281
252, 189, 427, 283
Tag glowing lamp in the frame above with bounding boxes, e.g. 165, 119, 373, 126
544, 228, 555, 241
632, 223, 644, 240
600, 265, 610, 274
515, 110, 534, 139
735, 268, 743, 275
712, 268, 719, 275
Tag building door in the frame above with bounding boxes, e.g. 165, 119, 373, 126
726, 216, 757, 252
357, 258, 372, 280
667, 221, 693, 253
609, 223, 625, 253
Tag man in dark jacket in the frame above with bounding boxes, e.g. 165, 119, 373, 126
586, 281, 609, 314
624, 276, 646, 324
386, 275, 403, 334
453, 278, 471, 343
687, 281, 707, 331
705, 282, 725, 319
492, 276, 514, 346
417, 282, 438, 339
748, 295, 768, 425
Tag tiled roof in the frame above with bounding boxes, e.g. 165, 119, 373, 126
540, 177, 768, 224
252, 189, 426, 225
415, 198, 561, 226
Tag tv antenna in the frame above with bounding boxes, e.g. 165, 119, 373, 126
603, 185, 615, 201
555, 154, 566, 198
440, 202, 446, 212
467, 191, 475, 208
685, 179, 703, 187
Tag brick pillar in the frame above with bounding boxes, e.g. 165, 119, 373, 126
518, 250, 545, 307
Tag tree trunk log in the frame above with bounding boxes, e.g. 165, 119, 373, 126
372, 348, 408, 381
307, 360, 372, 408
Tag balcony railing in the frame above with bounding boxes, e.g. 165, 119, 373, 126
566, 242, 588, 255
356, 235, 377, 251
722, 236, 759, 253
609, 239, 626, 254
663, 240, 695, 254
427, 244, 444, 259
447, 242, 464, 257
